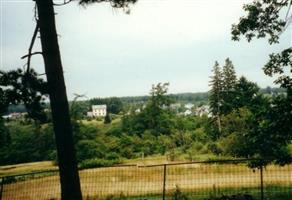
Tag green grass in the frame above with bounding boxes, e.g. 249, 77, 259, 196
85, 186, 292, 200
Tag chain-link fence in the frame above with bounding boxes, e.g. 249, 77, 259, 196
1, 159, 291, 200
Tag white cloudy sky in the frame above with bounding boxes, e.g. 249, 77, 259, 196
1, 0, 291, 99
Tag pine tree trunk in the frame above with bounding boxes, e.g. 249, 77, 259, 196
35, 0, 82, 199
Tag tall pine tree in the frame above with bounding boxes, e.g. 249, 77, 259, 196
209, 61, 223, 134
222, 58, 237, 114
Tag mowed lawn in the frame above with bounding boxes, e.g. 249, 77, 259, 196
1, 162, 292, 200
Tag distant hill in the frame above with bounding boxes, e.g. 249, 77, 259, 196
118, 92, 209, 106
3, 87, 287, 115
112, 87, 287, 106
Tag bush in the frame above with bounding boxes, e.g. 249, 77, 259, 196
76, 139, 106, 162
207, 142, 223, 155
79, 158, 120, 169
166, 149, 179, 161
105, 152, 121, 161
192, 141, 204, 152
205, 194, 254, 200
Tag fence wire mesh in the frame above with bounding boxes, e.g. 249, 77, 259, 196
0, 159, 291, 200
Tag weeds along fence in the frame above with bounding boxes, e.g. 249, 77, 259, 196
0, 159, 292, 200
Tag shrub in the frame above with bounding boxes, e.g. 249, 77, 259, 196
205, 194, 254, 200
105, 152, 121, 161
166, 149, 179, 161
192, 141, 204, 152
207, 142, 223, 155
79, 158, 120, 169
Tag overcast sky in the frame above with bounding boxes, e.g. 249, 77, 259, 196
1, 0, 291, 99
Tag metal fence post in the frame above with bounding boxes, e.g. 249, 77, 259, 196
260, 165, 264, 200
0, 177, 4, 200
162, 164, 167, 200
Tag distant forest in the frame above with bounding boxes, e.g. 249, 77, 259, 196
4, 87, 286, 115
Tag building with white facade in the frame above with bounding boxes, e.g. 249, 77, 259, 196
184, 103, 194, 110
87, 105, 107, 117
194, 105, 211, 117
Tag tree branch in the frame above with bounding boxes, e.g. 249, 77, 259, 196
21, 51, 42, 59
53, 0, 73, 6
26, 21, 39, 74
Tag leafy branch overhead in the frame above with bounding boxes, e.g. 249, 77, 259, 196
0, 69, 48, 122
78, 0, 137, 8
232, 0, 292, 92
231, 0, 291, 44
264, 48, 292, 89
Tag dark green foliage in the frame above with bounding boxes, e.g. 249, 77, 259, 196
104, 112, 111, 124
220, 97, 292, 166
0, 69, 48, 122
105, 152, 120, 160
75, 123, 99, 142
76, 140, 106, 162
70, 100, 90, 121
220, 108, 254, 157
79, 0, 137, 8
221, 58, 237, 115
0, 122, 55, 165
79, 158, 120, 169
209, 58, 238, 117
231, 0, 289, 44
0, 118, 10, 147
231, 0, 292, 166
205, 194, 254, 200
209, 59, 238, 135
120, 92, 209, 109
264, 47, 292, 91
232, 76, 269, 113
122, 83, 174, 136
209, 61, 223, 118
253, 95, 292, 165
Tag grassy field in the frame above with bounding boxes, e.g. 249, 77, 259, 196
1, 162, 292, 200
0, 153, 230, 177
0, 161, 57, 177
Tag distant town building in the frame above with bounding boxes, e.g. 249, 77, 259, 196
87, 111, 93, 118
2, 112, 26, 120
170, 103, 181, 110
184, 109, 192, 116
184, 103, 194, 110
194, 105, 211, 117
87, 105, 107, 117
135, 108, 141, 113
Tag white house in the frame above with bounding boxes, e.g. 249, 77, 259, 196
88, 105, 107, 117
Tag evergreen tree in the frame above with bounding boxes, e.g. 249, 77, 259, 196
222, 58, 237, 91
104, 112, 111, 124
209, 61, 223, 134
121, 83, 174, 136
221, 58, 237, 114
233, 76, 265, 112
